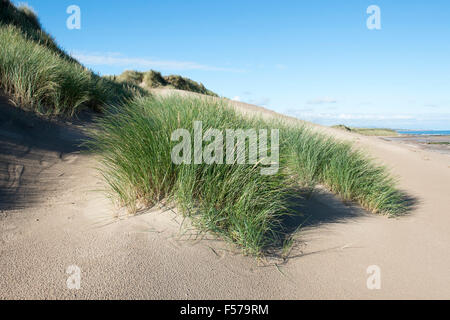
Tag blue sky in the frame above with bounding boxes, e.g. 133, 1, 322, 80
15, 0, 450, 129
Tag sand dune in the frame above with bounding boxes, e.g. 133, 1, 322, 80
1, 91, 449, 299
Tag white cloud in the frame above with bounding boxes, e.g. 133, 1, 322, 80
248, 97, 271, 106
284, 109, 450, 129
232, 96, 241, 102
287, 111, 415, 121
71, 52, 244, 72
307, 97, 338, 105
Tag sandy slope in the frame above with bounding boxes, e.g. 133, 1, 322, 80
1, 92, 449, 299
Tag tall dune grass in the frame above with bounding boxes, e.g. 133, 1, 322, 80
0, 25, 95, 115
87, 95, 291, 254
87, 94, 407, 255
0, 0, 145, 116
0, 0, 76, 62
284, 127, 405, 214
0, 25, 142, 115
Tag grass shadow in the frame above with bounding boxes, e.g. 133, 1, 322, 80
265, 186, 418, 260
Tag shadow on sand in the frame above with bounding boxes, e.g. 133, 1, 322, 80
266, 186, 418, 259
0, 95, 95, 211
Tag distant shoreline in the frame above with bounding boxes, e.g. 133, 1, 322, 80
383, 135, 450, 155
331, 125, 450, 137
396, 130, 450, 136
331, 125, 450, 154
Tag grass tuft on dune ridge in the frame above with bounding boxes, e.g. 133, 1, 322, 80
87, 94, 407, 255
0, 25, 93, 115
0, 1, 145, 116
0, 0, 75, 62
0, 25, 113, 115
0, 25, 143, 116
105, 70, 218, 97
332, 125, 399, 136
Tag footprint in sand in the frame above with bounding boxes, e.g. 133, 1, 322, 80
60, 153, 79, 164
39, 160, 53, 168
1, 224, 18, 244
7, 164, 24, 189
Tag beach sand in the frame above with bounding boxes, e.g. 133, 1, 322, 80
1, 91, 450, 299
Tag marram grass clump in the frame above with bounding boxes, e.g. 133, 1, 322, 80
87, 95, 292, 255
88, 94, 407, 255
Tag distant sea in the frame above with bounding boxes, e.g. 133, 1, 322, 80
396, 130, 450, 136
